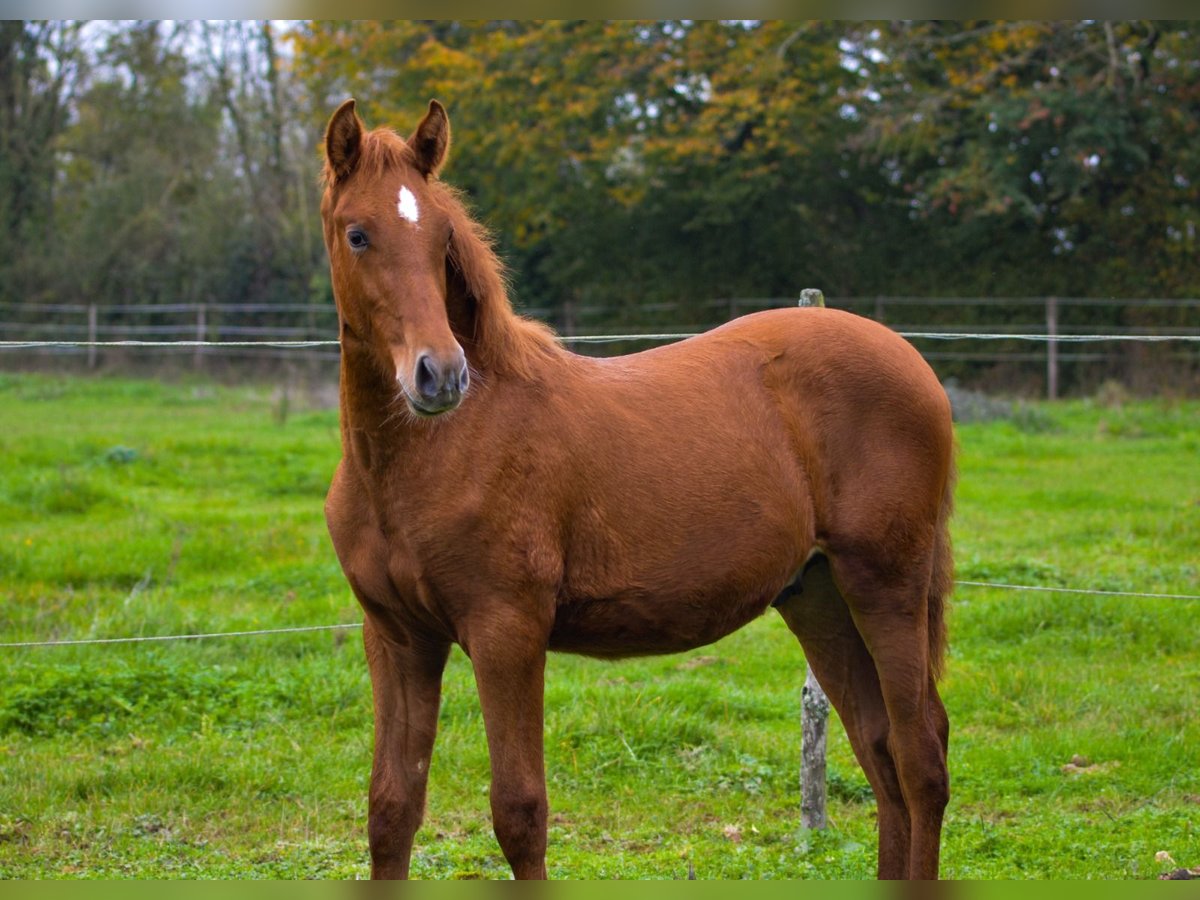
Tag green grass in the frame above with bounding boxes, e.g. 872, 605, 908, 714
0, 372, 1197, 879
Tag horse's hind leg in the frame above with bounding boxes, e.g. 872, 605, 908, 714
363, 618, 450, 879
827, 552, 949, 880
775, 554, 912, 879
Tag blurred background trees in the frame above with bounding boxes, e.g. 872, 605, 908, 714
3, 19, 1198, 332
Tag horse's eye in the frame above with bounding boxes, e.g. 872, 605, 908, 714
347, 228, 369, 251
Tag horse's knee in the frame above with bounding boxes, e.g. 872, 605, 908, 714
492, 784, 546, 842
919, 761, 950, 812
368, 784, 425, 876
369, 794, 420, 837
892, 742, 949, 818
491, 782, 548, 873
854, 722, 900, 789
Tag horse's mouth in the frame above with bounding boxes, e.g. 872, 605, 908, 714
401, 389, 462, 418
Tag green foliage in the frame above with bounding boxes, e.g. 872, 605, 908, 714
0, 374, 1197, 878
287, 19, 1200, 319
0, 22, 85, 305
290, 21, 893, 319
851, 21, 1200, 297
4, 20, 1200, 347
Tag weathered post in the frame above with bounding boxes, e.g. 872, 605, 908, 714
87, 303, 98, 370
195, 303, 207, 371
801, 667, 830, 829
797, 287, 831, 830
1046, 295, 1059, 400
562, 297, 576, 340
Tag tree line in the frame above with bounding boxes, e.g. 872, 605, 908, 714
3, 20, 1198, 334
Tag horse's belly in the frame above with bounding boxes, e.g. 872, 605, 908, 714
547, 581, 783, 658
549, 491, 809, 658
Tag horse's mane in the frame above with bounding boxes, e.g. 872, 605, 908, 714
324, 127, 562, 379
439, 185, 563, 379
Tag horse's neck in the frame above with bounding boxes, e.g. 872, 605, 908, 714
337, 350, 423, 457
335, 337, 501, 468
334, 273, 549, 463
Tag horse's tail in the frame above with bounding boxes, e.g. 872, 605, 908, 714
927, 450, 956, 681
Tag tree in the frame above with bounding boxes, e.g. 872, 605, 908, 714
45, 21, 324, 319
50, 22, 228, 310
0, 21, 85, 303
290, 20, 892, 324
848, 21, 1200, 299
201, 21, 322, 306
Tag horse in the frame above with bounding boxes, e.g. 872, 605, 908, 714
320, 98, 956, 880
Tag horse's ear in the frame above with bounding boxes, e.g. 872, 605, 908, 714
409, 99, 450, 178
325, 98, 363, 182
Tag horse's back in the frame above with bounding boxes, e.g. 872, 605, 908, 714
597, 306, 944, 408
587, 305, 951, 477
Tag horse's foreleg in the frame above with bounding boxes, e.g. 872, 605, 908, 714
363, 618, 450, 879
468, 624, 549, 880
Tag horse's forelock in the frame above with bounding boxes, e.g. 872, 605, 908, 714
359, 129, 416, 182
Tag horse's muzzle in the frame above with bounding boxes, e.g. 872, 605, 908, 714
405, 351, 469, 416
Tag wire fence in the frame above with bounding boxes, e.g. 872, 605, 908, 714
3, 580, 1198, 650
4, 331, 1199, 349
2, 295, 1199, 397
1, 296, 1197, 651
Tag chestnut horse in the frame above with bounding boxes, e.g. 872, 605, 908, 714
321, 99, 956, 880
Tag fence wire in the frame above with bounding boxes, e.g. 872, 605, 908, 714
1, 327, 1195, 650
0, 623, 362, 649
2, 580, 1197, 650
4, 332, 1200, 351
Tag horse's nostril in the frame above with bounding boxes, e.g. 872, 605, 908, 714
415, 355, 440, 400
457, 364, 470, 393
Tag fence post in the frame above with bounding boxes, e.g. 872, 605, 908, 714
797, 287, 831, 830
1046, 296, 1059, 400
799, 289, 825, 309
87, 303, 98, 370
562, 297, 576, 339
194, 303, 207, 371
801, 666, 830, 829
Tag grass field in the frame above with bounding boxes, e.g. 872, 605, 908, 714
0, 372, 1197, 879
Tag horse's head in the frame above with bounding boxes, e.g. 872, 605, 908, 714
321, 99, 469, 417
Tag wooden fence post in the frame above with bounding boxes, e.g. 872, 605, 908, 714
87, 303, 98, 370
801, 667, 830, 829
797, 286, 831, 830
1046, 295, 1059, 400
799, 289, 824, 309
195, 303, 207, 371
562, 297, 576, 339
